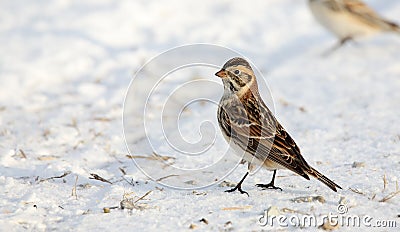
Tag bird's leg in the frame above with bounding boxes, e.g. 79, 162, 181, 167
339, 36, 352, 46
256, 170, 283, 191
332, 36, 353, 50
323, 36, 353, 56
225, 172, 249, 196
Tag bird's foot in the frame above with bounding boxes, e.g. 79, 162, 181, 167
256, 183, 282, 191
322, 36, 353, 56
225, 184, 249, 197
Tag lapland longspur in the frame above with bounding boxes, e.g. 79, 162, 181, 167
309, 0, 400, 48
216, 57, 342, 195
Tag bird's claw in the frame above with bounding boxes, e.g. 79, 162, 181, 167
225, 186, 249, 197
256, 183, 282, 191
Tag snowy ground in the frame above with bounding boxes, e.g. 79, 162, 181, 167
1, 0, 400, 231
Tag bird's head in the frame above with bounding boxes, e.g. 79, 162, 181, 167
215, 57, 259, 97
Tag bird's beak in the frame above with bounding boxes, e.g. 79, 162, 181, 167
215, 69, 227, 78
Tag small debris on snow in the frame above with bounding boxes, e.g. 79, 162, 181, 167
352, 162, 365, 168
265, 206, 280, 216
319, 218, 339, 231
291, 196, 326, 203
218, 180, 236, 188
199, 218, 208, 224
221, 205, 252, 211
120, 191, 152, 210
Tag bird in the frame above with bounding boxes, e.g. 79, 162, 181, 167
215, 57, 342, 195
308, 0, 400, 50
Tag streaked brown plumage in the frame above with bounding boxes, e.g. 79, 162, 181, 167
216, 57, 342, 195
309, 0, 400, 48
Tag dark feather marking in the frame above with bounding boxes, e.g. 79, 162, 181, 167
223, 57, 252, 70
230, 73, 246, 87
228, 82, 237, 92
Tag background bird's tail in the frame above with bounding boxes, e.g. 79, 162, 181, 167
307, 167, 342, 192
390, 24, 400, 34
383, 20, 400, 34
394, 26, 400, 34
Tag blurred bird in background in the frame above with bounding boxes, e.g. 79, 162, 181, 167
309, 0, 400, 51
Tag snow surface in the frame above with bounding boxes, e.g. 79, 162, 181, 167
0, 0, 399, 231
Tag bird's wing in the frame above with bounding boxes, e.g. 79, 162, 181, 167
320, 0, 343, 12
255, 122, 312, 180
222, 99, 312, 179
342, 0, 399, 30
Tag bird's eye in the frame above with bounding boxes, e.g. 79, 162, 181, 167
234, 70, 240, 75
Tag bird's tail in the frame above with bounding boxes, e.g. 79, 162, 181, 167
383, 20, 400, 34
390, 24, 400, 34
394, 26, 400, 34
307, 167, 342, 192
